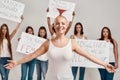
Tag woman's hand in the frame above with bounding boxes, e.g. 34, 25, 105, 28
72, 11, 75, 16
104, 63, 115, 73
46, 8, 49, 12
4, 60, 17, 69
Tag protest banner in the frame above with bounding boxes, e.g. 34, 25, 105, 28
0, 0, 25, 22
47, 0, 75, 21
17, 32, 46, 54
71, 40, 110, 68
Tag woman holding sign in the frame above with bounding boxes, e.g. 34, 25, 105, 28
70, 22, 87, 80
98, 27, 118, 80
36, 26, 48, 80
0, 16, 23, 80
20, 26, 36, 80
4, 16, 115, 80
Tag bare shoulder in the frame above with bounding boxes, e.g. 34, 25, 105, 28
112, 38, 118, 45
71, 39, 76, 43
112, 38, 117, 42
71, 39, 79, 46
41, 39, 50, 48
84, 35, 87, 39
96, 38, 100, 40
70, 35, 75, 39
71, 39, 83, 52
71, 39, 78, 50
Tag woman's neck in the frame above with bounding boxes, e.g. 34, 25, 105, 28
3, 35, 6, 39
76, 33, 83, 38
104, 37, 110, 42
56, 34, 66, 39
53, 36, 68, 46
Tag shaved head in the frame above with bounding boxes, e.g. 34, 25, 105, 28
54, 16, 68, 25
53, 16, 69, 34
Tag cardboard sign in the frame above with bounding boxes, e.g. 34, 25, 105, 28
71, 40, 110, 68
0, 0, 25, 22
17, 32, 46, 54
47, 0, 75, 21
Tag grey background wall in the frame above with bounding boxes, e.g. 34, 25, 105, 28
0, 0, 120, 80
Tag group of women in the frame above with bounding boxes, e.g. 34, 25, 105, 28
0, 8, 118, 80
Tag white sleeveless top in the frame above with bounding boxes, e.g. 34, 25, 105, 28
37, 53, 48, 61
45, 39, 74, 80
108, 42, 115, 62
74, 35, 86, 40
0, 39, 11, 57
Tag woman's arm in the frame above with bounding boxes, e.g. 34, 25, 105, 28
113, 39, 119, 69
10, 16, 24, 40
72, 39, 115, 73
47, 17, 54, 35
65, 11, 75, 35
46, 8, 54, 35
70, 35, 75, 39
4, 40, 49, 69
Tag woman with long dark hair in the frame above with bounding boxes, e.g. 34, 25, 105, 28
36, 26, 48, 80
70, 22, 87, 80
20, 26, 36, 80
98, 27, 118, 80
0, 16, 23, 80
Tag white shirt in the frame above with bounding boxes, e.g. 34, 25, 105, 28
108, 42, 115, 62
0, 39, 11, 57
45, 39, 73, 80
37, 53, 48, 61
74, 35, 86, 40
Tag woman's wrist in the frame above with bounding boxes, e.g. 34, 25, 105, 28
102, 62, 107, 68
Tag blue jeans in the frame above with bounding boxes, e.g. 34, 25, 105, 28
98, 62, 115, 80
36, 60, 48, 80
0, 57, 11, 80
21, 59, 36, 80
72, 67, 85, 80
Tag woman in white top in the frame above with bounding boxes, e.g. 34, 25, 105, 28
98, 27, 118, 80
5, 16, 115, 80
70, 22, 87, 80
0, 16, 23, 80
20, 26, 36, 80
36, 26, 48, 80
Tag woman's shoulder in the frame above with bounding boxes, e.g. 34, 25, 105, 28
71, 39, 77, 44
83, 35, 87, 39
96, 38, 100, 40
42, 39, 50, 47
70, 35, 75, 39
112, 38, 118, 45
70, 39, 80, 50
